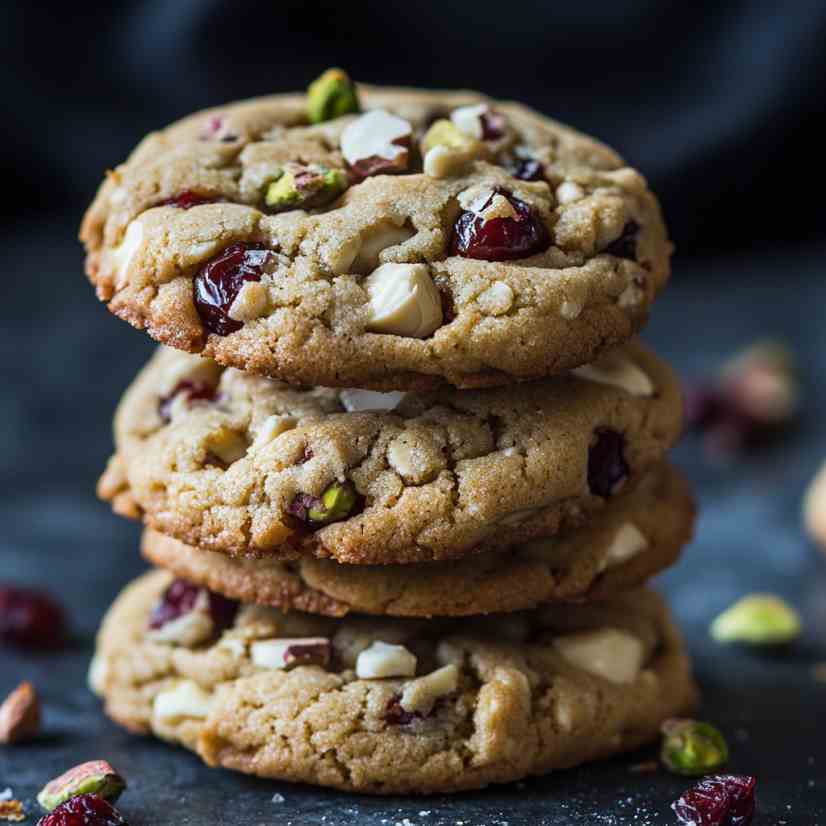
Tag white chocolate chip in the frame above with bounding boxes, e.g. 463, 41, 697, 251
251, 415, 297, 449
553, 628, 645, 684
450, 104, 488, 139
599, 522, 649, 572
227, 281, 268, 322
572, 351, 654, 397
325, 234, 361, 275
477, 282, 514, 316
364, 263, 443, 338
556, 181, 585, 204
355, 641, 417, 679
340, 388, 406, 412
352, 221, 416, 273
560, 299, 584, 320
341, 110, 412, 166
386, 436, 419, 480
111, 219, 144, 284
153, 680, 212, 722
400, 663, 459, 715
87, 655, 108, 695
423, 145, 470, 179
251, 637, 331, 670
206, 428, 248, 466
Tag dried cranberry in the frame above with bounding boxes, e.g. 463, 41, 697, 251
148, 579, 237, 636
506, 158, 545, 182
383, 694, 419, 726
0, 585, 66, 648
603, 220, 640, 260
450, 189, 550, 261
37, 793, 127, 826
480, 109, 507, 141
157, 191, 219, 210
158, 380, 218, 423
587, 428, 629, 498
194, 243, 271, 336
672, 775, 757, 826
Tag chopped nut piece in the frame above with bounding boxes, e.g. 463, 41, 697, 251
710, 594, 801, 645
0, 799, 24, 822
573, 351, 654, 397
251, 637, 331, 670
0, 681, 40, 745
341, 110, 412, 179
400, 664, 459, 715
307, 481, 357, 525
38, 761, 126, 812
227, 280, 268, 322
111, 219, 144, 283
421, 120, 484, 178
264, 163, 348, 212
152, 680, 212, 722
660, 719, 729, 777
450, 103, 506, 141
307, 68, 360, 123
553, 627, 644, 684
364, 263, 443, 338
356, 641, 417, 679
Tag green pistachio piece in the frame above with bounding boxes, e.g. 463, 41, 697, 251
660, 718, 729, 776
710, 593, 801, 645
421, 119, 480, 153
307, 68, 360, 123
307, 481, 357, 525
38, 760, 126, 812
265, 164, 347, 212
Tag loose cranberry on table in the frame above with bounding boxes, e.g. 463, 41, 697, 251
450, 189, 550, 261
672, 774, 757, 826
158, 380, 218, 423
37, 793, 128, 826
0, 585, 66, 648
193, 243, 272, 336
149, 579, 237, 636
587, 428, 629, 498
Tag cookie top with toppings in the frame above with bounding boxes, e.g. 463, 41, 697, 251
141, 462, 694, 617
91, 570, 697, 794
81, 71, 672, 391
98, 340, 682, 564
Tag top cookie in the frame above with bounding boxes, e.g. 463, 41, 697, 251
81, 71, 671, 390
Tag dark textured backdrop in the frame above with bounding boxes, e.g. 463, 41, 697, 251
2, 2, 826, 823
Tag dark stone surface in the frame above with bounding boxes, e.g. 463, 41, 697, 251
2, 222, 825, 823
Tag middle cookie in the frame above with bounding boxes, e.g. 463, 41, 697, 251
100, 339, 682, 565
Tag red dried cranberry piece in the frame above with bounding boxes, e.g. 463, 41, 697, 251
450, 189, 550, 261
158, 380, 218, 423
37, 793, 127, 826
587, 428, 629, 498
0, 585, 66, 648
506, 158, 545, 182
603, 220, 640, 260
672, 775, 757, 826
194, 243, 270, 336
157, 190, 219, 210
148, 579, 237, 636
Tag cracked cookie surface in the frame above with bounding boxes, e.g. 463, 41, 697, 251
99, 340, 683, 564
142, 462, 694, 617
91, 570, 697, 794
80, 84, 671, 390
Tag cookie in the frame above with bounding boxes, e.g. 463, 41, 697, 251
90, 570, 697, 794
142, 462, 694, 617
99, 340, 683, 564
80, 78, 671, 391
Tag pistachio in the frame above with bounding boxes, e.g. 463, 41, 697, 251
38, 761, 126, 812
264, 163, 348, 213
710, 594, 801, 645
307, 68, 360, 123
660, 719, 729, 777
307, 481, 357, 525
0, 682, 40, 745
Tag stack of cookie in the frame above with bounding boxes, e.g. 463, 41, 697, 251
82, 70, 698, 793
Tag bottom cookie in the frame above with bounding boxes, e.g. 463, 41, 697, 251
91, 570, 697, 794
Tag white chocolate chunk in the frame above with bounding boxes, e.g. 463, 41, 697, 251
423, 145, 467, 178
400, 664, 459, 715
599, 522, 649, 572
556, 181, 585, 204
572, 351, 654, 397
477, 281, 514, 316
352, 221, 415, 273
364, 263, 443, 338
227, 281, 268, 322
147, 607, 214, 648
341, 110, 412, 165
251, 415, 297, 449
356, 641, 417, 679
340, 388, 406, 412
153, 680, 212, 721
112, 219, 144, 283
251, 637, 331, 670
206, 428, 248, 465
553, 628, 645, 684
450, 103, 488, 139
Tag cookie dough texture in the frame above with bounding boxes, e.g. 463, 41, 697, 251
92, 571, 697, 794
142, 462, 694, 617
80, 85, 671, 390
99, 340, 683, 564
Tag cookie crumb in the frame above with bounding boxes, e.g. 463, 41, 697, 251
0, 799, 25, 823
272, 793, 285, 803
812, 662, 826, 683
